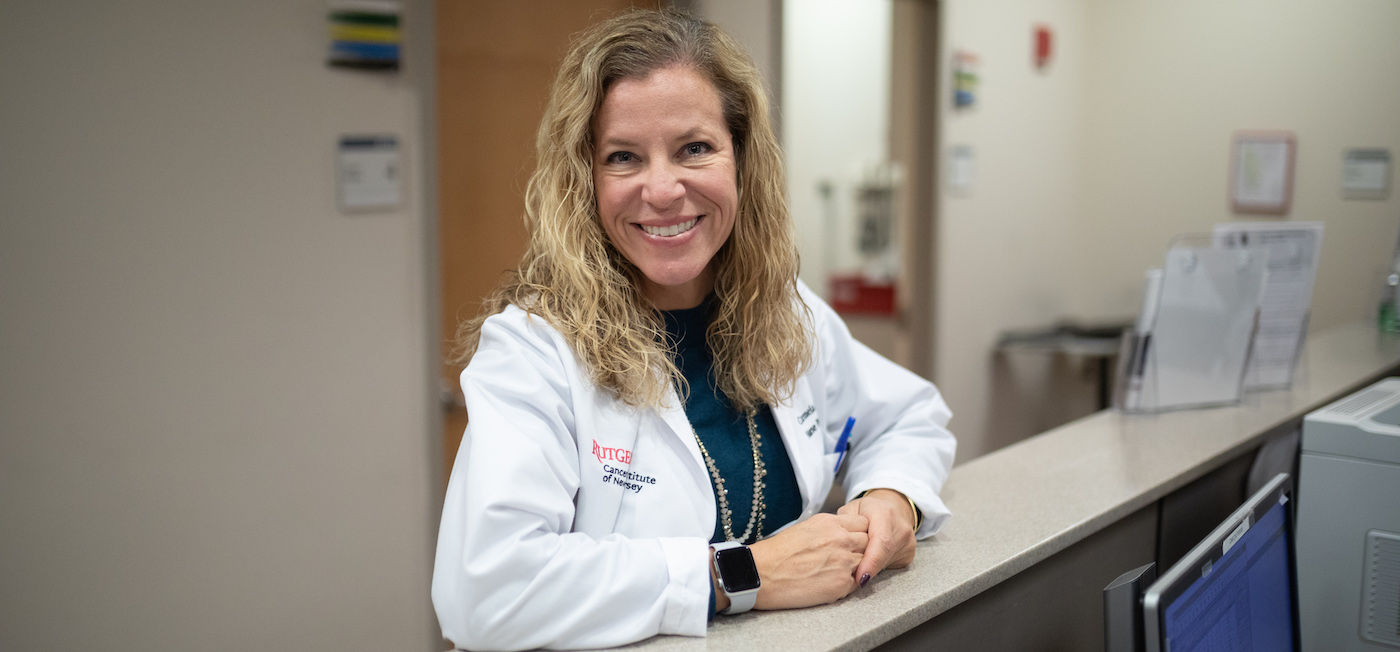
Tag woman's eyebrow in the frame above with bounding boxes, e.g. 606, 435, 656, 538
675, 127, 717, 141
597, 136, 640, 150
598, 128, 719, 152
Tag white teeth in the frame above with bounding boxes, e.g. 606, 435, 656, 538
642, 218, 698, 237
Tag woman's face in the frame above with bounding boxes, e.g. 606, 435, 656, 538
593, 65, 739, 310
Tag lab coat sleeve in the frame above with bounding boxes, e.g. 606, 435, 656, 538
432, 310, 711, 651
803, 285, 957, 538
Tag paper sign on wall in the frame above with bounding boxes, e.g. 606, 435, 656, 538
337, 135, 400, 212
949, 145, 975, 193
1342, 149, 1391, 200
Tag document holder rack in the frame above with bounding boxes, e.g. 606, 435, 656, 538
1213, 222, 1322, 391
1114, 234, 1268, 413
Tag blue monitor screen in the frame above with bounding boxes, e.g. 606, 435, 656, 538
1162, 501, 1295, 652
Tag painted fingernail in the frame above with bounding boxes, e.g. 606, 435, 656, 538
860, 573, 871, 588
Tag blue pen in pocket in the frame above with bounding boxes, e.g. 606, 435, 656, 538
833, 417, 856, 473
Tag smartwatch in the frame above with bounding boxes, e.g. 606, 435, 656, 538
710, 541, 761, 614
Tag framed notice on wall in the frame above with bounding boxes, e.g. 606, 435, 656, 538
1230, 130, 1296, 215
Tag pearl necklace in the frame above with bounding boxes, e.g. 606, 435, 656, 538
691, 409, 767, 544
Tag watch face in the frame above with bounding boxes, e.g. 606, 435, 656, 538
715, 546, 761, 592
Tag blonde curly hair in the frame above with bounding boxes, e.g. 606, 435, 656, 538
456, 8, 811, 411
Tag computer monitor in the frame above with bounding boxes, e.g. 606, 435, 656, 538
1142, 472, 1299, 652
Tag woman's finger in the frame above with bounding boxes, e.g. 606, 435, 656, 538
833, 513, 869, 533
855, 512, 898, 584
847, 531, 869, 552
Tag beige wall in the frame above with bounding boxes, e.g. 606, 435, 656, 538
1080, 0, 1400, 327
936, 0, 1400, 460
688, 0, 782, 107
0, 1, 439, 650
935, 0, 1097, 459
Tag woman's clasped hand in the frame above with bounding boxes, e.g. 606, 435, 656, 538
746, 513, 870, 611
838, 488, 922, 585
716, 488, 921, 613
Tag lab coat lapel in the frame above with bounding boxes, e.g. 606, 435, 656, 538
657, 385, 719, 522
772, 382, 827, 513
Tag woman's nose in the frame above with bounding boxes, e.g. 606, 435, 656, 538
640, 162, 685, 209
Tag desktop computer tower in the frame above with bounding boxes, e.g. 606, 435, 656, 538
1298, 378, 1400, 651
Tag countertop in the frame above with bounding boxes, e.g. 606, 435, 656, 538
616, 322, 1400, 651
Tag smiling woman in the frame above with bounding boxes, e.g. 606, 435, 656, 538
593, 65, 738, 309
432, 8, 957, 651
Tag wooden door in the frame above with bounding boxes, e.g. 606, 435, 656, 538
436, 0, 654, 486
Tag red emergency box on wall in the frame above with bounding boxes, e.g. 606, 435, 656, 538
828, 274, 897, 316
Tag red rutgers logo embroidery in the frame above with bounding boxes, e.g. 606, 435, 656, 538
593, 440, 632, 465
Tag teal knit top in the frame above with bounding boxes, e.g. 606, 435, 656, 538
661, 299, 803, 619
661, 299, 803, 544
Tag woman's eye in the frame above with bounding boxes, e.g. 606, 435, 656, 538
606, 151, 637, 164
683, 142, 711, 157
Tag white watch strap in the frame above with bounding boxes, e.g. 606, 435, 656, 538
712, 541, 759, 614
723, 583, 757, 614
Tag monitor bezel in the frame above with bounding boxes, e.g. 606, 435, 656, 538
1141, 472, 1299, 652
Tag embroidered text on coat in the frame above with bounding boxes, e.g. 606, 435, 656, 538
593, 440, 633, 465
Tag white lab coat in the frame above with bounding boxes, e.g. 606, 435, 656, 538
432, 283, 955, 651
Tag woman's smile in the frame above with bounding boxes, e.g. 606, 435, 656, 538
638, 216, 701, 238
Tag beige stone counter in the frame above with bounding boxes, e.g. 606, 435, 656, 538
617, 322, 1400, 652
